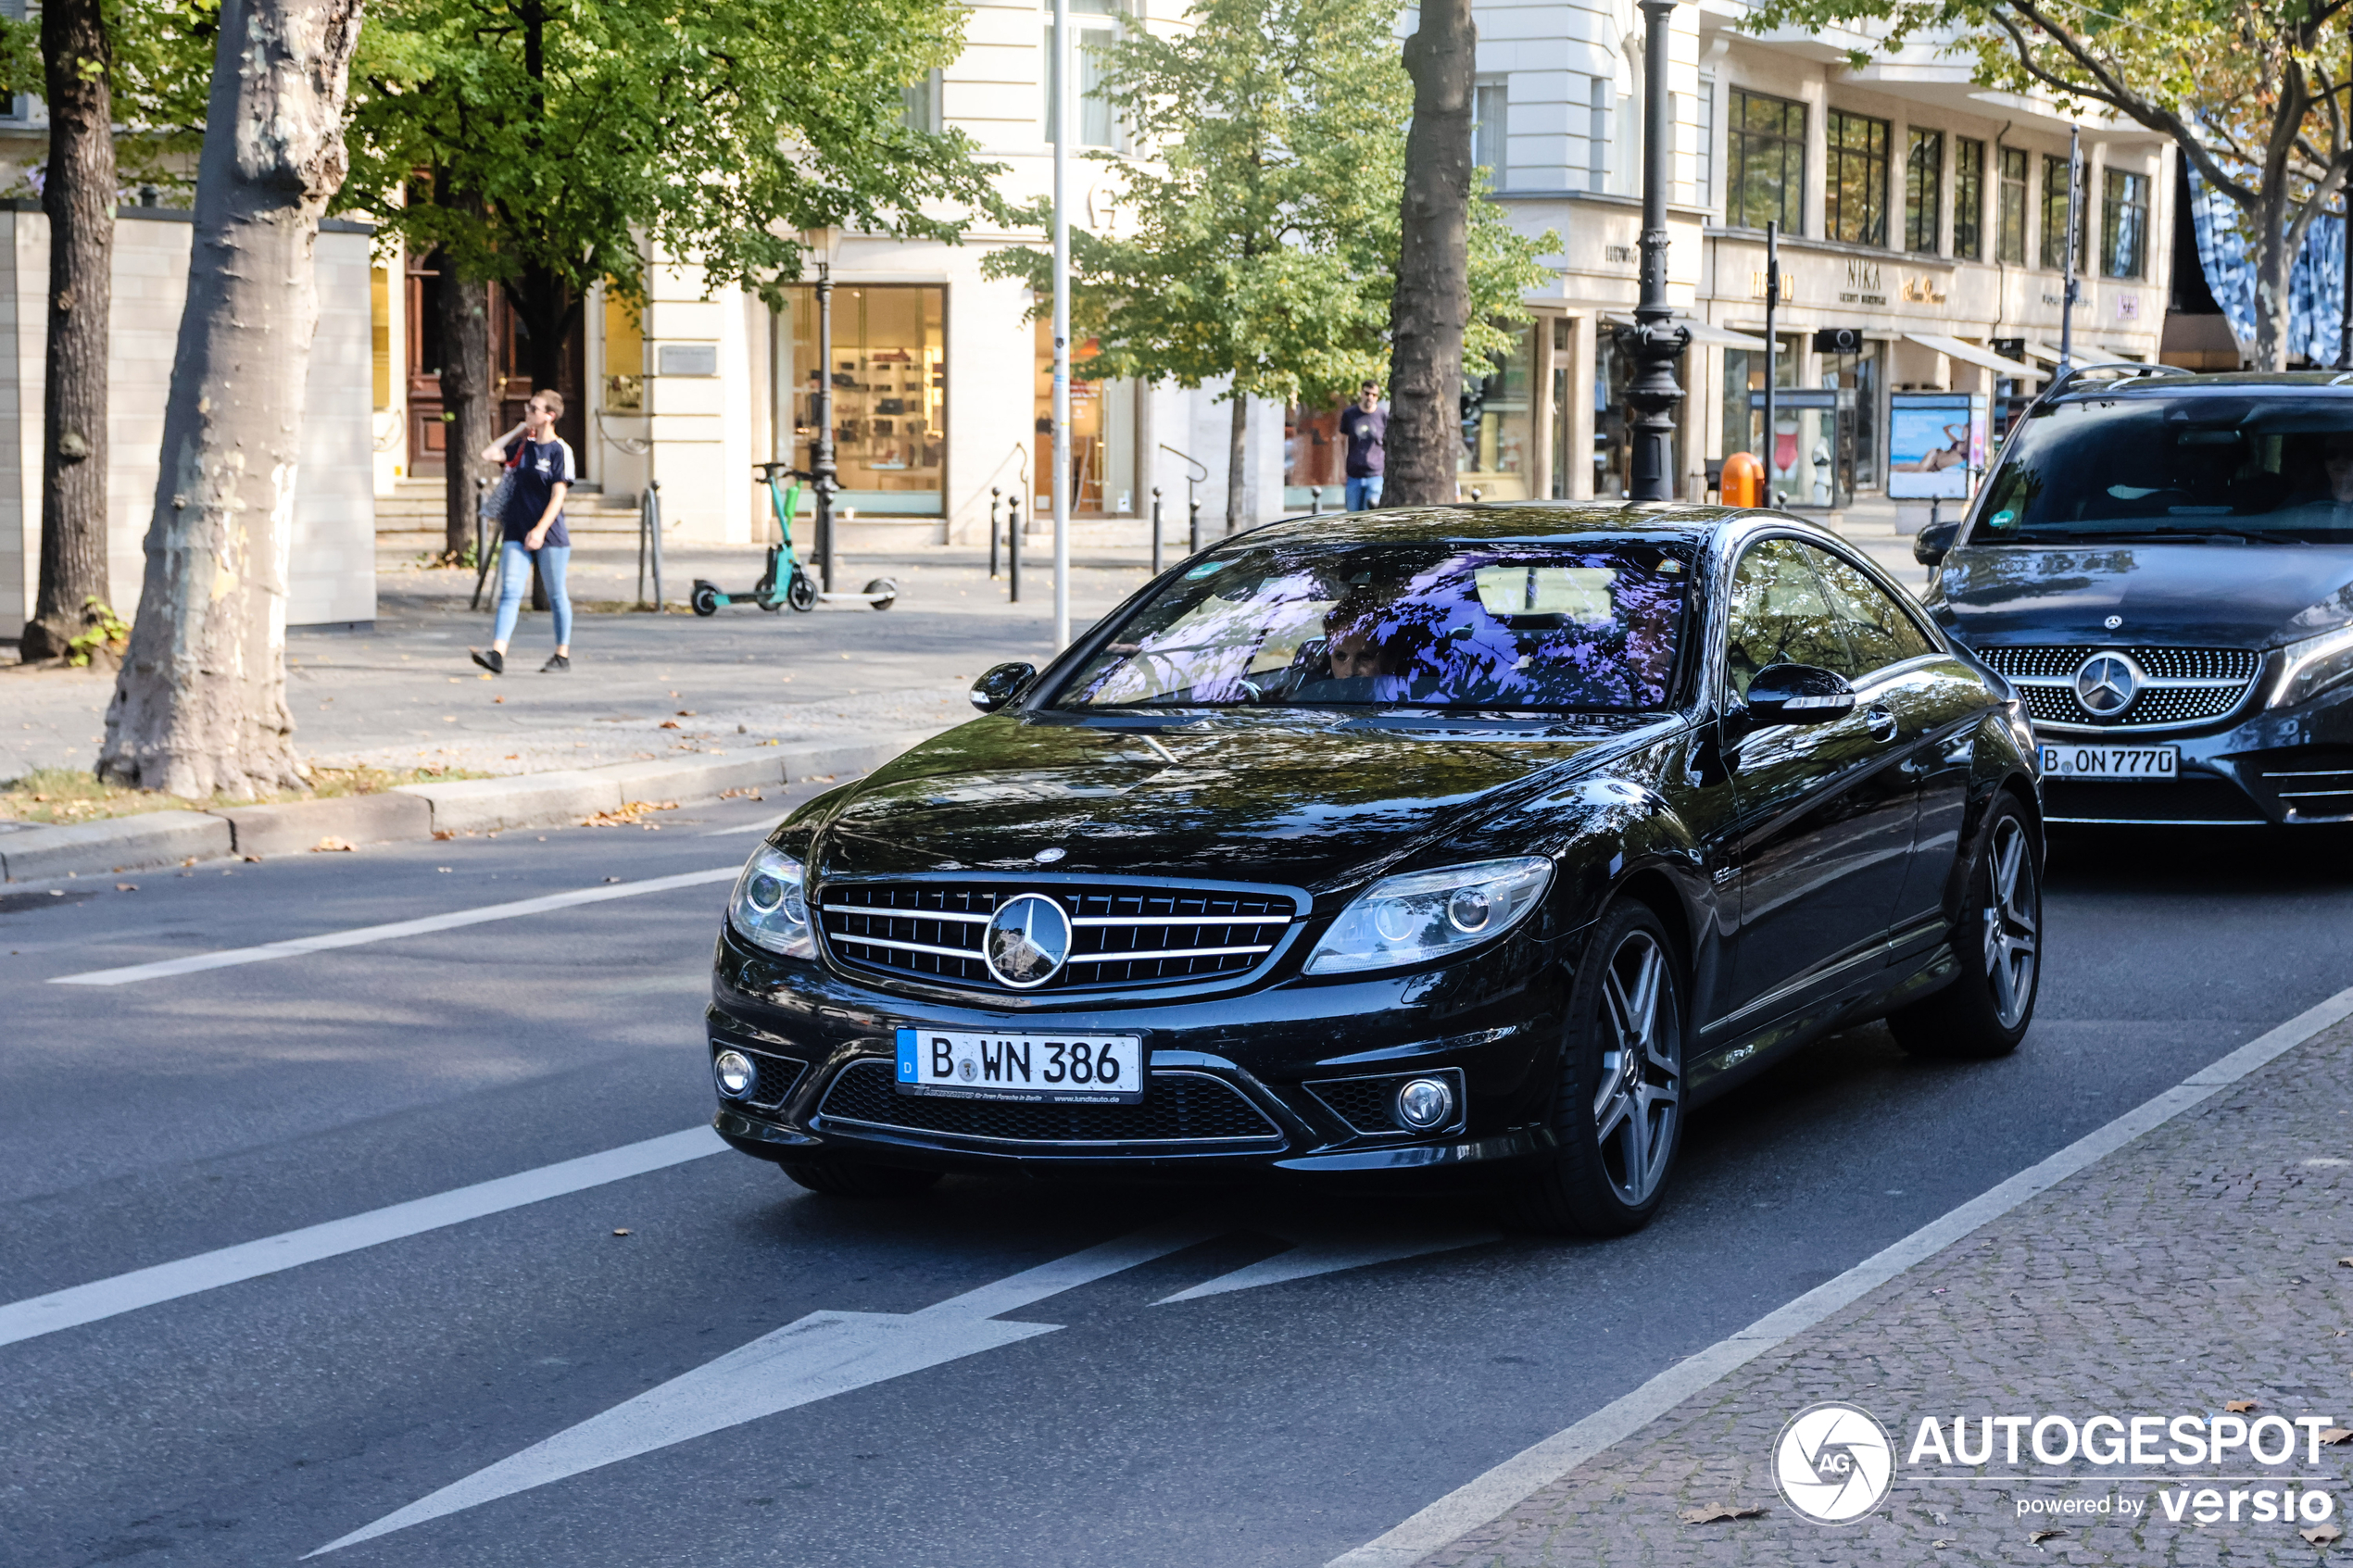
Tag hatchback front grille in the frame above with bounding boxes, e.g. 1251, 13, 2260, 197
816, 879, 1301, 993
1976, 645, 2260, 729
814, 1060, 1284, 1147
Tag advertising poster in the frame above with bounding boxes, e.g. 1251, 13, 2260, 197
1888, 392, 1987, 499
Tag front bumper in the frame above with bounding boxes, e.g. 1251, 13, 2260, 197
2033, 680, 2353, 827
704, 922, 1570, 1181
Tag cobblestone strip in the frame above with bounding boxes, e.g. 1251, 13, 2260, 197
1403, 1013, 2353, 1568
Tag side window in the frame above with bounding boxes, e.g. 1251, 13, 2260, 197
1807, 547, 1934, 676
1723, 538, 1856, 698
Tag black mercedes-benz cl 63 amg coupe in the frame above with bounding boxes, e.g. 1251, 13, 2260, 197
707, 504, 2043, 1236
1919, 369, 2353, 828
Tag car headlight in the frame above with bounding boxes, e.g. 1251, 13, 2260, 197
728, 847, 814, 958
1304, 857, 1553, 976
2271, 623, 2353, 709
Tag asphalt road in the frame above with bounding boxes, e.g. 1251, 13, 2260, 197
6, 799, 2352, 1568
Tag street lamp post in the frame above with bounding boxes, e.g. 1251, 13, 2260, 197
813, 260, 837, 593
2058, 125, 2082, 371
1617, 0, 1689, 502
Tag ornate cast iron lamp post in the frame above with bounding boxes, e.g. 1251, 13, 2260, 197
1616, 0, 1688, 501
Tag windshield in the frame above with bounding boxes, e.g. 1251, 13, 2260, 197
1976, 394, 2353, 545
1055, 541, 1689, 711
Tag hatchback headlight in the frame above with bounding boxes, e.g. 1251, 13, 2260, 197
2271, 623, 2353, 709
1304, 857, 1553, 975
728, 847, 813, 958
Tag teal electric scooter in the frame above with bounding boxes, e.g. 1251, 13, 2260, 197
689, 464, 898, 615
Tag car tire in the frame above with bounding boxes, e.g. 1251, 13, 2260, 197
1504, 901, 1687, 1238
778, 1159, 942, 1198
1887, 794, 2041, 1060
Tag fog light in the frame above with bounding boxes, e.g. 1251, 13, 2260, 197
1395, 1076, 1455, 1130
713, 1049, 757, 1099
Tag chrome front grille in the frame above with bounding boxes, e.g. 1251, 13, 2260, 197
1977, 645, 2261, 729
816, 879, 1302, 993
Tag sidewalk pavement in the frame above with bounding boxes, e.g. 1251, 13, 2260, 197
1407, 1012, 2353, 1566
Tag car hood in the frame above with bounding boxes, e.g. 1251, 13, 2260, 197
1935, 541, 2353, 648
807, 710, 1669, 896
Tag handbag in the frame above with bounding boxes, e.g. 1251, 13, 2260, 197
481, 436, 525, 531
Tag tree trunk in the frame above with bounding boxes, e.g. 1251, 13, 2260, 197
21, 0, 116, 663
505, 265, 580, 397
2250, 196, 2292, 372
1223, 394, 1248, 534
1387, 0, 1474, 508
437, 257, 495, 558
98, 0, 366, 799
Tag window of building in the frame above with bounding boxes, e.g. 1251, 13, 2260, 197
1044, 3, 1120, 149
1588, 76, 1610, 194
784, 283, 946, 515
1728, 88, 1805, 232
900, 69, 943, 134
1954, 137, 1985, 260
1827, 109, 1890, 246
2103, 167, 2149, 279
1474, 80, 1508, 187
1608, 52, 1641, 197
1904, 128, 1943, 254
1997, 146, 2027, 264
1694, 75, 1716, 210
2042, 151, 2084, 270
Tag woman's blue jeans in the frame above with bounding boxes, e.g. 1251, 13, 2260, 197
492, 541, 572, 646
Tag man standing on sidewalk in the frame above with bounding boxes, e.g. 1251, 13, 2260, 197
471, 392, 575, 674
1339, 382, 1387, 512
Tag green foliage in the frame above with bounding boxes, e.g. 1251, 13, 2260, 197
341, 0, 1014, 314
0, 0, 216, 198
63, 596, 129, 667
985, 0, 1554, 411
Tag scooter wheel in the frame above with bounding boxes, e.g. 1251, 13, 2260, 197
786, 572, 819, 612
691, 584, 720, 617
863, 578, 898, 611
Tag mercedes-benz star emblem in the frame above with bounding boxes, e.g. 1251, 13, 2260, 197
2071, 651, 2142, 719
1034, 847, 1066, 863
984, 893, 1073, 989
2104, 614, 2124, 630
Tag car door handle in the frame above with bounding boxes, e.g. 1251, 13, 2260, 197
1864, 704, 1898, 740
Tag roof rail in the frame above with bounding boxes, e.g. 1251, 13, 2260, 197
2039, 359, 2194, 399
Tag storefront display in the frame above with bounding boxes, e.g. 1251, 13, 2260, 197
1462, 326, 1534, 500
784, 284, 945, 515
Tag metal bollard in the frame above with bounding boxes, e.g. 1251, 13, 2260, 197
647, 482, 664, 611
1309, 486, 1322, 517
1189, 496, 1202, 555
1008, 494, 1023, 603
988, 487, 1001, 580
1150, 487, 1164, 577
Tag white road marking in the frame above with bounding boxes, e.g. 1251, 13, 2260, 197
0, 1127, 725, 1350
308, 1217, 1226, 1556
1157, 1223, 1499, 1303
49, 867, 741, 985
1327, 980, 2353, 1568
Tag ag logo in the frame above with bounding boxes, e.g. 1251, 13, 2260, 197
1772, 1402, 1894, 1524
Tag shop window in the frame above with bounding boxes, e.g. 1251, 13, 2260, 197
1826, 109, 1890, 246
2103, 168, 2148, 279
1034, 320, 1134, 515
1954, 137, 1985, 261
1720, 334, 1800, 470
1904, 129, 1942, 255
2042, 152, 2085, 271
1462, 326, 1534, 500
1550, 318, 1574, 499
1997, 145, 2028, 264
370, 266, 392, 409
785, 283, 946, 515
1285, 398, 1346, 508
601, 289, 643, 411
1593, 331, 1687, 499
1728, 89, 1805, 233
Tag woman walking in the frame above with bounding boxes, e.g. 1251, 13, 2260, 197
470, 390, 575, 674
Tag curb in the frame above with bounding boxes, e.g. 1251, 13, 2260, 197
0, 730, 941, 884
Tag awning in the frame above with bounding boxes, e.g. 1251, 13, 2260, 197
1602, 313, 1771, 351
2019, 341, 2068, 365
1903, 332, 2034, 378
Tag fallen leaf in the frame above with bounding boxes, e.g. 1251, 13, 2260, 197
241, 855, 262, 863
433, 830, 456, 841
2226, 1399, 2259, 1413
2306, 1524, 2343, 1546
675, 709, 695, 717
2322, 1428, 2353, 1445
1679, 1505, 1766, 1524
2338, 1257, 2353, 1268
611, 1228, 632, 1237
114, 883, 137, 892
312, 836, 355, 853
494, 696, 505, 704
1932, 1542, 1952, 1550
2031, 1528, 2066, 1543
659, 720, 681, 730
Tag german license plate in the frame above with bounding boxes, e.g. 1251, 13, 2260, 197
2039, 743, 2179, 780
894, 1028, 1145, 1103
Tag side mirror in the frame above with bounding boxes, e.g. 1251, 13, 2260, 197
1914, 519, 1961, 567
969, 661, 1038, 714
1740, 663, 1856, 728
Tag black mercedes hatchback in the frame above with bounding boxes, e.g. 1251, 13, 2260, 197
709, 505, 2043, 1236
1921, 370, 2353, 827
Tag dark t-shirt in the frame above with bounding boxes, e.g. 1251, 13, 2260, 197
501, 436, 577, 546
1340, 406, 1387, 476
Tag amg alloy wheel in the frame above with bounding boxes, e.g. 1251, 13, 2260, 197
1889, 795, 2041, 1059
1507, 901, 1685, 1237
